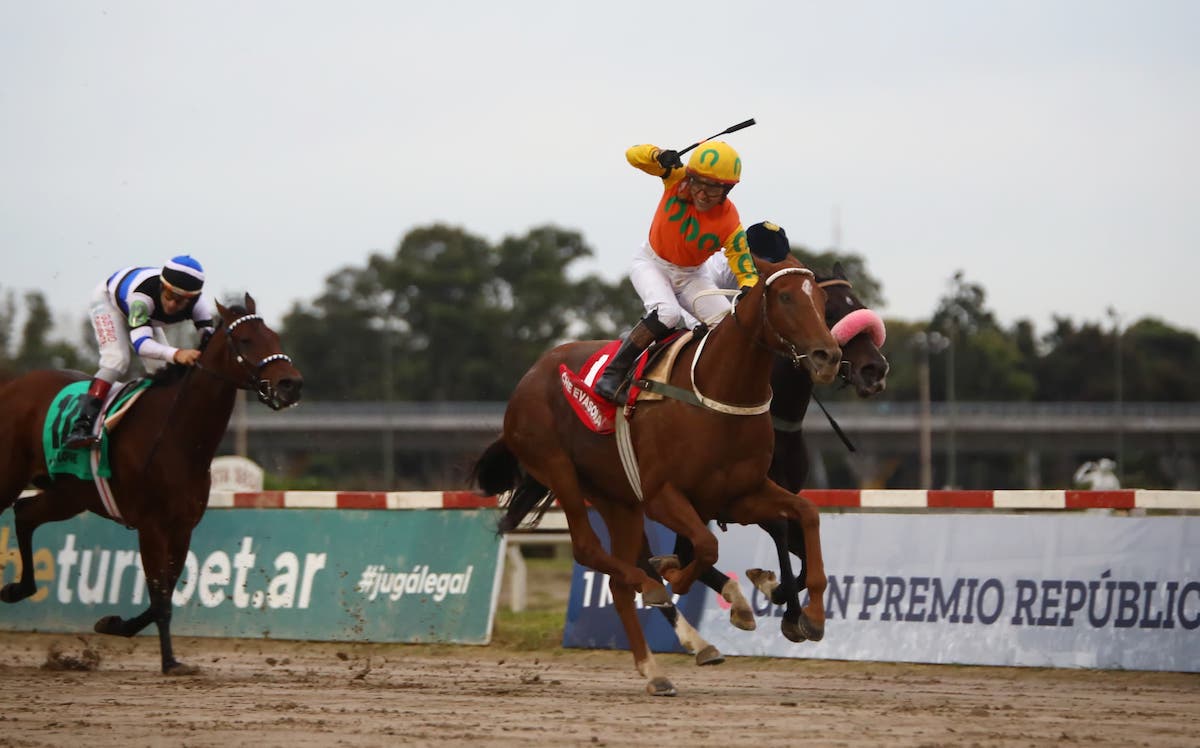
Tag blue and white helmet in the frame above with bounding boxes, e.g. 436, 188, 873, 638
161, 255, 205, 296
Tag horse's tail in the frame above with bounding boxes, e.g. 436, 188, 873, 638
499, 476, 556, 533
470, 437, 556, 533
471, 437, 520, 496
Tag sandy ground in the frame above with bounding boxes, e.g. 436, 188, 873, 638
0, 630, 1196, 748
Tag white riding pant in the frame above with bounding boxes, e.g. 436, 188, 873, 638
87, 282, 169, 382
629, 242, 732, 330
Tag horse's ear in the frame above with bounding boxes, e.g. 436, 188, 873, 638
833, 261, 846, 279
216, 300, 229, 318
760, 246, 803, 269
244, 293, 256, 313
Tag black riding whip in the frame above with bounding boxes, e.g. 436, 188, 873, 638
676, 118, 757, 157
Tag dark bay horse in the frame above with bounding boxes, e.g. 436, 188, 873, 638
473, 253, 841, 696
769, 263, 889, 491
0, 295, 302, 674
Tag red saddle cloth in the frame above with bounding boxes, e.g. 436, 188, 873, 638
554, 333, 681, 432
558, 339, 664, 434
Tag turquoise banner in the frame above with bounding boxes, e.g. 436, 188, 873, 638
0, 509, 504, 644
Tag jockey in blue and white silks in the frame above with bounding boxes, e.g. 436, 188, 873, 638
65, 255, 217, 448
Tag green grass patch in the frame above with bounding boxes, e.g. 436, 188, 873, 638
491, 607, 566, 651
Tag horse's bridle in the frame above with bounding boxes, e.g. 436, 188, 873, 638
817, 277, 856, 384
732, 266, 822, 370
682, 266, 820, 416
197, 313, 295, 410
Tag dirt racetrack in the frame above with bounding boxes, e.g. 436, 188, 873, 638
0, 631, 1196, 747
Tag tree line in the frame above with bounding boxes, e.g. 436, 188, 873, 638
3, 222, 1198, 406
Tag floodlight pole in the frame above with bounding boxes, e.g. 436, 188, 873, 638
1107, 307, 1124, 483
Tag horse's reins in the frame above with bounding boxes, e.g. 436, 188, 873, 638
141, 312, 294, 476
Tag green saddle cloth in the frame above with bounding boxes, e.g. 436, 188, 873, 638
43, 380, 153, 480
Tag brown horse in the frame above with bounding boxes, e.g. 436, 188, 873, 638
473, 253, 841, 695
0, 295, 302, 674
642, 264, 889, 660
500, 265, 890, 663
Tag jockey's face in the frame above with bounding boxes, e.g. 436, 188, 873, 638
160, 287, 191, 315
688, 177, 728, 212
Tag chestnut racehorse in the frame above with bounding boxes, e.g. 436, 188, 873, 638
644, 264, 889, 661
0, 295, 302, 675
473, 253, 840, 696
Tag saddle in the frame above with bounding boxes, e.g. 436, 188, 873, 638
43, 379, 153, 480
559, 330, 694, 434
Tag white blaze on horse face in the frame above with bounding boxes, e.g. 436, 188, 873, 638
802, 278, 814, 297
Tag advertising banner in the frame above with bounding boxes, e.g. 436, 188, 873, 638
564, 513, 1199, 672
0, 508, 504, 644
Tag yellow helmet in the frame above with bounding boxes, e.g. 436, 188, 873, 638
686, 141, 741, 185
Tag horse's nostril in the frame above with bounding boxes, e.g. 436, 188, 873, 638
277, 378, 303, 400
813, 347, 841, 369
862, 363, 889, 382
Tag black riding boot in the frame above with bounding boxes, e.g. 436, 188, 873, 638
593, 313, 671, 404
65, 395, 104, 449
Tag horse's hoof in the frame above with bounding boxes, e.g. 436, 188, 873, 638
720, 579, 757, 631
646, 676, 677, 697
164, 661, 201, 676
783, 612, 825, 643
745, 568, 779, 596
641, 582, 671, 608
94, 615, 126, 636
695, 645, 724, 666
648, 555, 680, 574
730, 606, 757, 631
781, 617, 808, 643
797, 612, 825, 642
0, 582, 34, 604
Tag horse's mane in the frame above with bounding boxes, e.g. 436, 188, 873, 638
149, 363, 192, 387
148, 305, 248, 388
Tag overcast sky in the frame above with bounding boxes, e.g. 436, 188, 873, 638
2, 1, 1197, 345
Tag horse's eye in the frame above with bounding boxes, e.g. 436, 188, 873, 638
777, 292, 793, 304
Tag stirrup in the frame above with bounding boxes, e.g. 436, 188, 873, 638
593, 373, 624, 404
65, 432, 101, 449
64, 420, 100, 449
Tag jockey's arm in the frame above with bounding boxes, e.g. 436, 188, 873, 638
704, 252, 737, 290
721, 225, 759, 288
129, 325, 180, 364
123, 291, 180, 364
626, 144, 686, 183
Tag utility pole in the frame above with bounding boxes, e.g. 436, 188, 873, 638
945, 320, 958, 489
913, 331, 948, 489
234, 390, 248, 456
382, 316, 395, 488
831, 204, 842, 250
1107, 307, 1124, 484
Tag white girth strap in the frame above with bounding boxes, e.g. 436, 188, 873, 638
688, 326, 772, 416
88, 385, 127, 524
615, 408, 644, 501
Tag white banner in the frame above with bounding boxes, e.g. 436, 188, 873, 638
694, 514, 1199, 672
